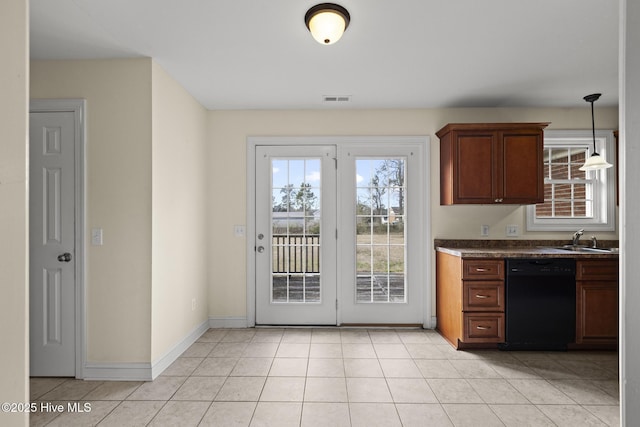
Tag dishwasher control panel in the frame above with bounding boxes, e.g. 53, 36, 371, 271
506, 259, 575, 276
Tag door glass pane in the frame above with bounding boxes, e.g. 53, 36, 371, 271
271, 158, 321, 303
355, 158, 406, 303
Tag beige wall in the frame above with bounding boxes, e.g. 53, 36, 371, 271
0, 0, 28, 425
30, 58, 210, 368
207, 107, 619, 319
151, 61, 208, 361
31, 59, 153, 363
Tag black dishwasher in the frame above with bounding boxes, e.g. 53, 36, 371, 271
500, 258, 576, 351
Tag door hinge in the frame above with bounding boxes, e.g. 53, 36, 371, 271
333, 157, 338, 170
336, 229, 338, 239
336, 299, 338, 309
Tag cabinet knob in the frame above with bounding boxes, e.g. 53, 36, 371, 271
475, 294, 490, 299
494, 198, 503, 203
476, 325, 491, 330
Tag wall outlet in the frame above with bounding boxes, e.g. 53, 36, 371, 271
191, 298, 196, 311
480, 225, 490, 236
506, 224, 519, 237
234, 225, 245, 237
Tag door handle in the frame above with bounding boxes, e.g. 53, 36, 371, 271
57, 252, 72, 262
257, 246, 265, 253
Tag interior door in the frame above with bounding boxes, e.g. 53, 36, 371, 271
29, 111, 76, 376
255, 145, 337, 325
338, 144, 425, 325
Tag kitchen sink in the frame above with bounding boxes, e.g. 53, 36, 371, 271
554, 245, 619, 253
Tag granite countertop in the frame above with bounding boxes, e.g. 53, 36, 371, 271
434, 239, 620, 259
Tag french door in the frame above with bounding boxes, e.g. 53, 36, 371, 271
255, 145, 337, 325
338, 144, 425, 324
253, 138, 427, 326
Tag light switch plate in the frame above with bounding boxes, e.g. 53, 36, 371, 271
91, 228, 103, 245
481, 225, 490, 236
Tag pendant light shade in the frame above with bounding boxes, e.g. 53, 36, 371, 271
579, 93, 612, 171
580, 153, 613, 171
305, 3, 350, 45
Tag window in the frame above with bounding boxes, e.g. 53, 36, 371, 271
526, 130, 616, 231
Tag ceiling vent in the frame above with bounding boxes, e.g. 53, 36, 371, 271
323, 95, 351, 103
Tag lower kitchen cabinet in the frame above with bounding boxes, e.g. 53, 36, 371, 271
436, 252, 505, 348
436, 251, 619, 350
575, 259, 619, 348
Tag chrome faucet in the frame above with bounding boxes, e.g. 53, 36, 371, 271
591, 236, 598, 248
572, 229, 584, 246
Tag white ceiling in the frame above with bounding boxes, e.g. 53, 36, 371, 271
30, 0, 620, 110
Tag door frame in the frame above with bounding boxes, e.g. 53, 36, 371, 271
246, 136, 431, 327
30, 99, 86, 378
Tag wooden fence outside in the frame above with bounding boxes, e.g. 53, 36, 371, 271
272, 234, 320, 274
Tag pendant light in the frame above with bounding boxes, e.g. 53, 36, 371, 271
305, 3, 350, 45
579, 93, 613, 171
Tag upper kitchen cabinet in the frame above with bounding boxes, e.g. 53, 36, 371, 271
437, 123, 549, 205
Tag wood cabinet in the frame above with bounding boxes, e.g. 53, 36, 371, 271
575, 259, 619, 348
436, 252, 505, 348
437, 123, 548, 205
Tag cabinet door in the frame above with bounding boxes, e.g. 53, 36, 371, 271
454, 131, 497, 203
576, 280, 618, 344
500, 130, 544, 203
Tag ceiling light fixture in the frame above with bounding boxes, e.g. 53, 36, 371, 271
579, 93, 612, 171
305, 3, 350, 45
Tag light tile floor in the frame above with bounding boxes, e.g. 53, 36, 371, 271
29, 328, 620, 426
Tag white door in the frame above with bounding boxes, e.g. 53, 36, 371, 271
29, 111, 77, 376
255, 145, 337, 325
339, 144, 426, 324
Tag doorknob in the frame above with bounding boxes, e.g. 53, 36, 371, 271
257, 246, 265, 253
57, 252, 72, 262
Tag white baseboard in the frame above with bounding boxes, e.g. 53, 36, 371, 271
82, 320, 209, 381
208, 316, 248, 328
83, 362, 153, 381
150, 320, 210, 379
430, 316, 437, 329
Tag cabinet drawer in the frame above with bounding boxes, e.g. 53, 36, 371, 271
576, 260, 619, 280
463, 281, 504, 311
462, 259, 504, 280
463, 313, 505, 343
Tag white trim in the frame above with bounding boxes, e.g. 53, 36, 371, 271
246, 142, 257, 327
209, 316, 249, 328
430, 316, 437, 329
30, 99, 87, 379
526, 130, 616, 232
83, 363, 153, 381
83, 320, 210, 381
246, 136, 431, 328
150, 320, 210, 379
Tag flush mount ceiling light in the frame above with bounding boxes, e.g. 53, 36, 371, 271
579, 93, 613, 171
305, 3, 350, 45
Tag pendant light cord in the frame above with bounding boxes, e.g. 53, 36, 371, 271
583, 93, 601, 155
590, 99, 597, 154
